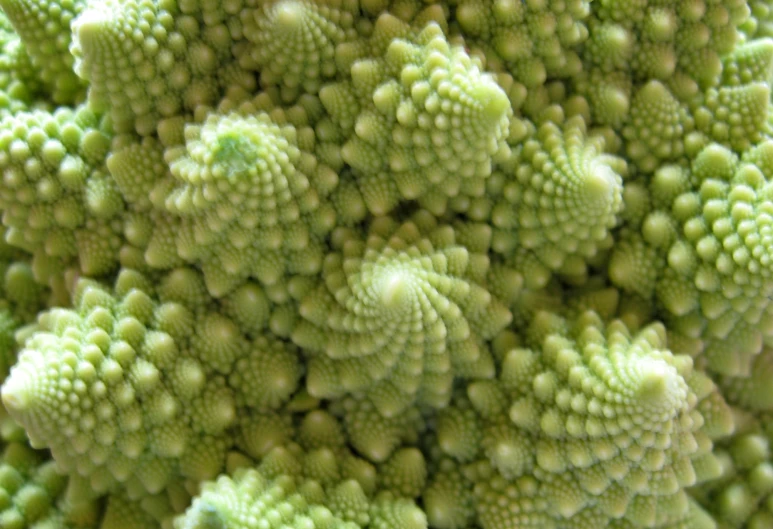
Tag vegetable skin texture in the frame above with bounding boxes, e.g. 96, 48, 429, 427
0, 0, 772, 528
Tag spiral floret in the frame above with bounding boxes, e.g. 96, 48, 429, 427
242, 0, 360, 99
0, 268, 280, 501
321, 20, 512, 215
491, 116, 625, 279
144, 110, 338, 297
433, 310, 733, 529
292, 211, 511, 418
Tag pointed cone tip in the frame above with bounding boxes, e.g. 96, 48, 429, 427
584, 165, 617, 204
2, 371, 31, 414
636, 358, 676, 404
273, 0, 306, 31
476, 82, 510, 122
380, 271, 414, 309
73, 9, 116, 49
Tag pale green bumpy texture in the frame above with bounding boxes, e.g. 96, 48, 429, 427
1, 0, 773, 528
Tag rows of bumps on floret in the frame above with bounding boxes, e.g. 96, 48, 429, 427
0, 0, 773, 528
0, 268, 309, 501
426, 309, 735, 529
610, 141, 773, 379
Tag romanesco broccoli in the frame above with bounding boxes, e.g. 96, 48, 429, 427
0, 1, 771, 528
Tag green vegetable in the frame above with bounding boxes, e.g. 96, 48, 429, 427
0, 0, 770, 528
